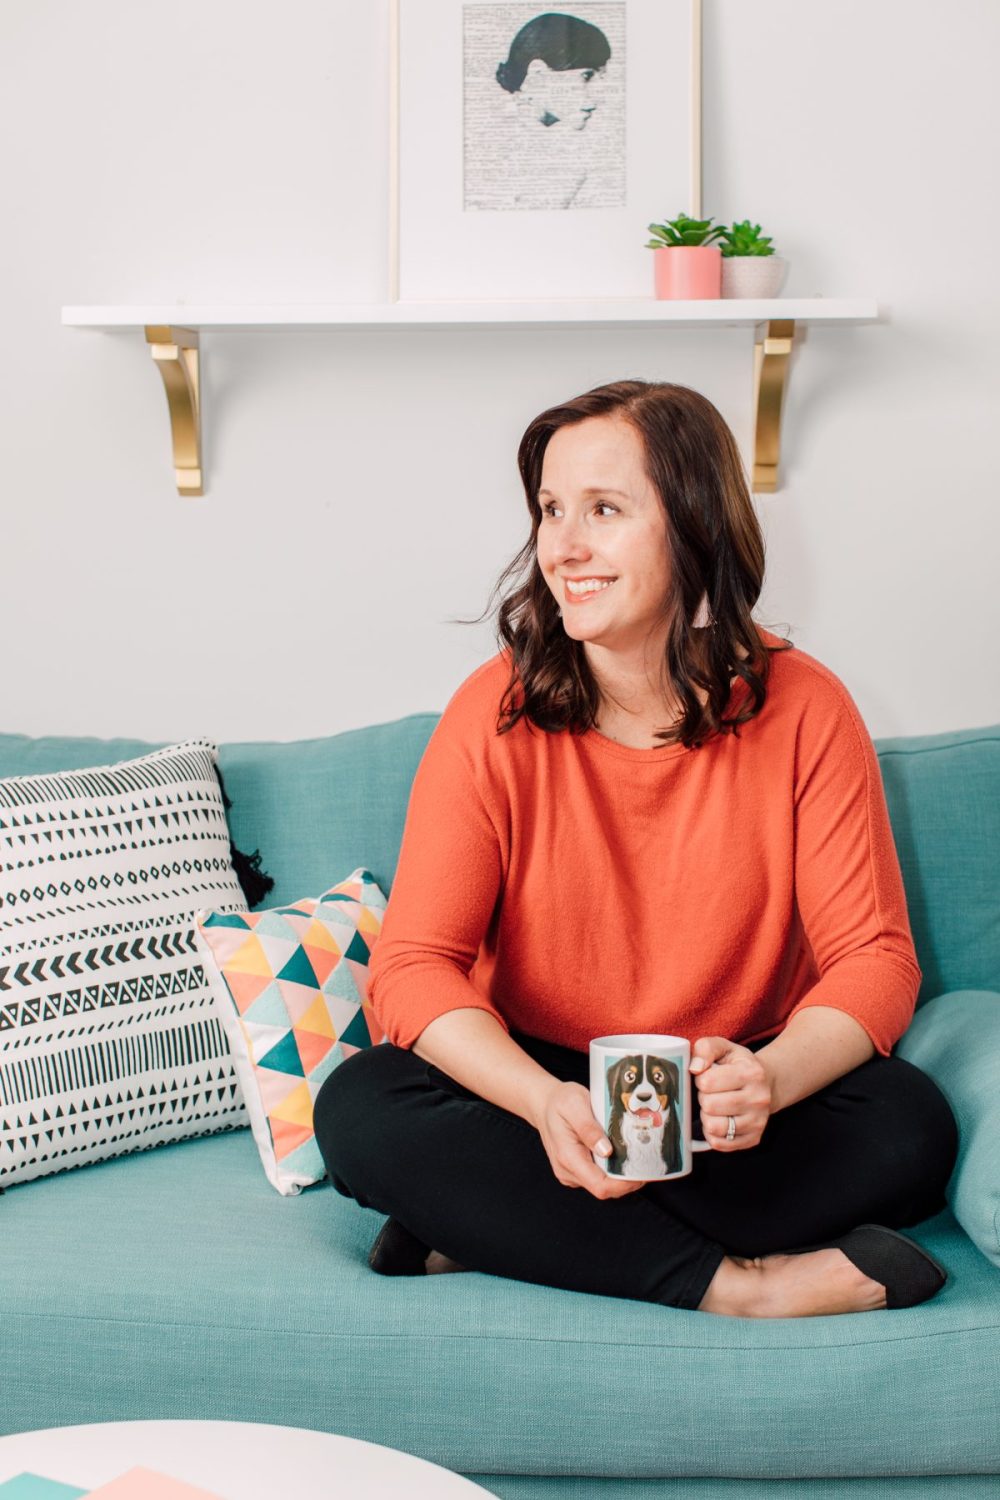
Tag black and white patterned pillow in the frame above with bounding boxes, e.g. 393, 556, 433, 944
0, 738, 251, 1188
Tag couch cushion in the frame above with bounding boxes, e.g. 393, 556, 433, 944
1, 1127, 998, 1482
896, 989, 1000, 1269
873, 722, 1000, 1006
0, 720, 438, 915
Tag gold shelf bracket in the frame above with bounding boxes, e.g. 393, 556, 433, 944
144, 325, 203, 497
752, 318, 796, 494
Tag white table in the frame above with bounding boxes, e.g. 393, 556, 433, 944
0, 1421, 496, 1498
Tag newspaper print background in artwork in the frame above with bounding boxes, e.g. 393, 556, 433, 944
0, 738, 250, 1188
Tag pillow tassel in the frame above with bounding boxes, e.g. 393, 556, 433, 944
214, 763, 275, 909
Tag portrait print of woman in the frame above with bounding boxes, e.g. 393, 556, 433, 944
464, 7, 624, 211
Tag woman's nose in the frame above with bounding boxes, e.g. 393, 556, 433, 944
555, 518, 592, 558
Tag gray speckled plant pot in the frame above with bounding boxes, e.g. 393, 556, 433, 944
721, 255, 789, 299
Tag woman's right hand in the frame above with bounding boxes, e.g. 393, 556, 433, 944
533, 1079, 646, 1199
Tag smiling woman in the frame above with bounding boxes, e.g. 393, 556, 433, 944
310, 375, 954, 1323
450, 378, 793, 751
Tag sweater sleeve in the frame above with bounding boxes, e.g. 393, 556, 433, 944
367, 708, 511, 1051
783, 682, 922, 1057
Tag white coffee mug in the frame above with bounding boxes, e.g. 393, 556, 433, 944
590, 1033, 713, 1181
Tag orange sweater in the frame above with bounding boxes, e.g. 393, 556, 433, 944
368, 629, 922, 1059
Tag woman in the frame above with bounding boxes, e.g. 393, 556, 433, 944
312, 380, 958, 1317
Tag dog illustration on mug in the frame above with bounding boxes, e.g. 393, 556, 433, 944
605, 1053, 682, 1176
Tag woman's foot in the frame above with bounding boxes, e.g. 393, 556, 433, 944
368, 1217, 467, 1276
698, 1247, 887, 1318
425, 1249, 467, 1274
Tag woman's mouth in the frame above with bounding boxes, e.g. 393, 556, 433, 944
563, 577, 618, 605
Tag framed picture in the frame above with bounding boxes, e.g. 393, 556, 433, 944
389, 0, 701, 302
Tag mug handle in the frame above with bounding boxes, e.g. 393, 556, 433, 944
691, 1140, 712, 1153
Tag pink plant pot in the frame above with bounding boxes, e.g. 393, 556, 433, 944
652, 245, 722, 300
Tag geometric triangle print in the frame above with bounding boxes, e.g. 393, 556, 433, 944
339, 1005, 374, 1050
343, 928, 373, 964
301, 942, 339, 987
256, 1029, 304, 1077
223, 967, 275, 1016
296, 993, 337, 1038
278, 978, 322, 1025
320, 960, 357, 1006
254, 908, 309, 942
269, 1077, 315, 1128
256, 1065, 303, 1115
355, 900, 381, 938
276, 944, 320, 989
346, 957, 373, 1000
277, 1133, 325, 1177
293, 1026, 336, 1075
270, 1114, 315, 1164
243, 980, 292, 1029
221, 933, 273, 976
301, 918, 341, 955
247, 1022, 292, 1068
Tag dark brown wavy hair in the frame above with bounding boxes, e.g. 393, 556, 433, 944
449, 379, 794, 751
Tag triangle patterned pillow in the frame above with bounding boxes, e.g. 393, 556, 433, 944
194, 867, 387, 1195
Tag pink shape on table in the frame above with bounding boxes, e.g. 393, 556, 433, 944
82, 1468, 225, 1500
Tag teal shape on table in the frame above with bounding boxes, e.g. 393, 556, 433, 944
0, 1477, 88, 1499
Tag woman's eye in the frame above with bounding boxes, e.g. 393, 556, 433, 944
541, 501, 618, 518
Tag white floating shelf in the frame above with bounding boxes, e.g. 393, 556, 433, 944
60, 298, 883, 496
62, 297, 879, 332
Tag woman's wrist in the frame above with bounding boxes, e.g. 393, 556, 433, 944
754, 1048, 785, 1113
754, 1006, 876, 1114
525, 1071, 565, 1131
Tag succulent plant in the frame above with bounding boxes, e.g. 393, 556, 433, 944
645, 212, 726, 249
717, 219, 777, 258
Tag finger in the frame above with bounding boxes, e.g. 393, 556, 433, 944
595, 1174, 647, 1196
700, 1110, 752, 1140
585, 1126, 614, 1160
699, 1089, 758, 1114
571, 1139, 645, 1196
566, 1094, 614, 1159
694, 1062, 753, 1093
707, 1136, 757, 1153
690, 1036, 730, 1073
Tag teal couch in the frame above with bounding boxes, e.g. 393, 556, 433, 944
2, 716, 999, 1498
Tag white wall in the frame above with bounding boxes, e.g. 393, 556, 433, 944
2, 0, 998, 743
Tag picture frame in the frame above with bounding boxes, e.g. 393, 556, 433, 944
389, 0, 702, 302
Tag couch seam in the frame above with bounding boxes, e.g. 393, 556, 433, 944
875, 736, 1000, 758
2, 1309, 996, 1351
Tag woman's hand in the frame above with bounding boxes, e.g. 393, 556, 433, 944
532, 1080, 646, 1199
690, 1036, 774, 1151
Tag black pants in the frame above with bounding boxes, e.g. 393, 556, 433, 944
312, 1028, 959, 1311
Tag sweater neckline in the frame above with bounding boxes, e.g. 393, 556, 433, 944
582, 726, 692, 761
581, 668, 756, 761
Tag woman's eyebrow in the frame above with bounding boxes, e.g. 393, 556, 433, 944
538, 486, 630, 498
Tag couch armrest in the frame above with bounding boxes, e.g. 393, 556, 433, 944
895, 989, 1000, 1269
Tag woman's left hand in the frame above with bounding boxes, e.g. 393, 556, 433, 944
689, 1037, 774, 1151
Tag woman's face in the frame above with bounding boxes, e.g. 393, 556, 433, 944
518, 58, 603, 130
535, 415, 673, 654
